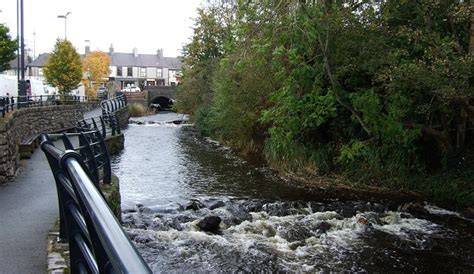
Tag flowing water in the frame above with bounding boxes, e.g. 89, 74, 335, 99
111, 112, 473, 273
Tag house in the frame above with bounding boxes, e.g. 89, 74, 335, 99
27, 45, 182, 91
1, 55, 30, 77
107, 45, 182, 89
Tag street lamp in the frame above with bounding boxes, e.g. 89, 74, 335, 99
57, 12, 71, 40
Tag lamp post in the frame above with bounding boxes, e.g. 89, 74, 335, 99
57, 12, 71, 40
17, 0, 27, 98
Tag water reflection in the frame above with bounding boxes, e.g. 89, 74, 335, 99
112, 113, 320, 209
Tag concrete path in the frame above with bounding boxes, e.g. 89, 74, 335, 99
0, 108, 102, 273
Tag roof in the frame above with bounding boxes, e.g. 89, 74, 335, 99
109, 53, 181, 69
8, 55, 31, 69
28, 53, 49, 67
28, 52, 181, 70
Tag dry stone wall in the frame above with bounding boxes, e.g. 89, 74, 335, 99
0, 103, 97, 184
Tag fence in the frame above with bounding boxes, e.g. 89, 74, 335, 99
100, 94, 127, 117
0, 95, 97, 117
76, 115, 121, 140
41, 132, 151, 273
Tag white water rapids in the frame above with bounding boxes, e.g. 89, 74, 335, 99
111, 113, 473, 272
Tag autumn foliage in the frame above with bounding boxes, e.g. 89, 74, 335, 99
82, 51, 111, 97
44, 39, 82, 94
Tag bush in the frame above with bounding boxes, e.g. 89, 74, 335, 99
128, 103, 146, 117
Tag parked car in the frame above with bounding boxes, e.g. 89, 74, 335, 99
98, 87, 108, 98
121, 85, 140, 92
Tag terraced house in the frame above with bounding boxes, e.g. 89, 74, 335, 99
28, 44, 182, 91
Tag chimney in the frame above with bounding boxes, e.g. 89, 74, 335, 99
85, 45, 90, 55
157, 48, 163, 58
133, 47, 138, 58
109, 44, 114, 55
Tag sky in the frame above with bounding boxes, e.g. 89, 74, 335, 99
0, 0, 204, 58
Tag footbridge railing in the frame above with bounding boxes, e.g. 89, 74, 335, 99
41, 133, 151, 273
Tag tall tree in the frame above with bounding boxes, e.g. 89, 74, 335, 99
176, 7, 232, 116
44, 39, 82, 94
82, 51, 111, 97
0, 24, 17, 72
470, 0, 474, 54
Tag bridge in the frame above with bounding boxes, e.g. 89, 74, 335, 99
0, 95, 151, 272
122, 85, 177, 109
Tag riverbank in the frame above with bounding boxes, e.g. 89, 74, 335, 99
205, 131, 473, 214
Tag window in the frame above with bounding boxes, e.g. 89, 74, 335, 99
127, 67, 133, 77
140, 68, 146, 77
157, 68, 163, 78
117, 67, 122, 76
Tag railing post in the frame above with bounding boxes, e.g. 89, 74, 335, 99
114, 114, 121, 135
78, 133, 101, 188
40, 135, 68, 241
95, 131, 111, 184
99, 116, 107, 138
91, 118, 99, 131
1, 98, 5, 117
61, 133, 75, 150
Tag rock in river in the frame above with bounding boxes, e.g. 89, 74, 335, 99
197, 216, 222, 232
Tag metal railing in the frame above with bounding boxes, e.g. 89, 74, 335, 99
101, 94, 127, 117
0, 95, 97, 117
46, 131, 112, 187
76, 115, 121, 139
41, 134, 151, 273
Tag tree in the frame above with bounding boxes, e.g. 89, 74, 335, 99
176, 7, 233, 117
82, 51, 111, 97
44, 39, 82, 94
0, 24, 17, 72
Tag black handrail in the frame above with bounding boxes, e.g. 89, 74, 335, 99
0, 95, 97, 117
41, 135, 151, 273
101, 94, 127, 117
46, 130, 112, 187
99, 94, 127, 135
76, 115, 120, 140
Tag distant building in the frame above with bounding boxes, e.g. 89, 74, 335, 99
1, 55, 30, 77
107, 45, 181, 89
27, 53, 48, 80
27, 44, 182, 90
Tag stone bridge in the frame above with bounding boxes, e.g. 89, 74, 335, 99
123, 86, 177, 108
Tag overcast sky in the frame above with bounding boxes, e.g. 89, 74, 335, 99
0, 0, 203, 58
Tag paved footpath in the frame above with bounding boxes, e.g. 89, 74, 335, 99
0, 108, 102, 273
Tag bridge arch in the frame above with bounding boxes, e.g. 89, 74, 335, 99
150, 96, 174, 109
144, 86, 177, 106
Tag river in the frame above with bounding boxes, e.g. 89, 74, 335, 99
111, 112, 473, 272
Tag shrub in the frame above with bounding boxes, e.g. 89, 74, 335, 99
128, 103, 146, 117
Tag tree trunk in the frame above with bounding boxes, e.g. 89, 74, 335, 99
470, 0, 474, 54
456, 107, 467, 149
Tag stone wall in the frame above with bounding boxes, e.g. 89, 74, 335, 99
105, 134, 125, 155
123, 91, 147, 107
115, 105, 130, 130
146, 86, 177, 105
0, 103, 98, 184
